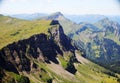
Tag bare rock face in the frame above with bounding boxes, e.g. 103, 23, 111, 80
49, 20, 76, 51
0, 20, 76, 74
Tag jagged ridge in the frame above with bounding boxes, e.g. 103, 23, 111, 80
0, 20, 77, 82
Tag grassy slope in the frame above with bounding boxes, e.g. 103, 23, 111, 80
3, 53, 119, 83
105, 33, 120, 45
75, 51, 119, 83
0, 15, 51, 49
27, 51, 119, 83
59, 20, 80, 34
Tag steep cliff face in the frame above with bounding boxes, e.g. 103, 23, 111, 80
0, 20, 76, 82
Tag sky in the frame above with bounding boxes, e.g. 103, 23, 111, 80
0, 0, 120, 15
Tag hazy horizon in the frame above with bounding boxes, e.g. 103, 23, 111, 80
0, 0, 120, 15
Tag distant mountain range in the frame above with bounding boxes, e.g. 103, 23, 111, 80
76, 18, 120, 73
10, 13, 47, 20
65, 14, 120, 24
9, 12, 120, 24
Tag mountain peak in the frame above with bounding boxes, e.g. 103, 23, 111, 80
98, 17, 111, 23
40, 12, 65, 20
52, 12, 63, 16
49, 12, 64, 20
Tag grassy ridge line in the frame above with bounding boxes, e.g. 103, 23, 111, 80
0, 15, 51, 49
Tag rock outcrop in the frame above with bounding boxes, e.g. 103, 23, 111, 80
0, 20, 76, 75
